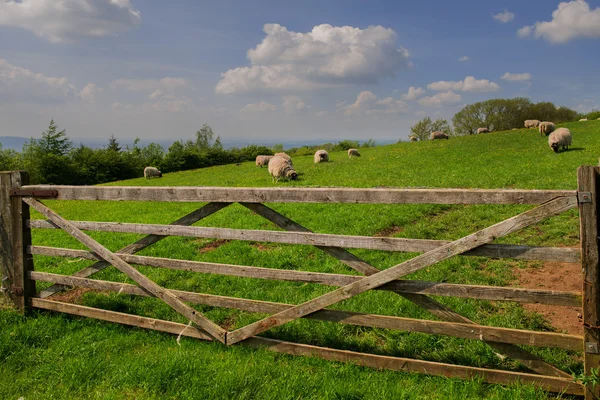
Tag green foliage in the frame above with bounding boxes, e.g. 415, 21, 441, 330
586, 110, 600, 120
107, 134, 121, 152
410, 117, 452, 140
39, 119, 71, 156
0, 143, 20, 171
572, 367, 600, 389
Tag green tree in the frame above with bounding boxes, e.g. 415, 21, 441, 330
39, 119, 71, 156
107, 134, 122, 152
410, 117, 452, 140
195, 123, 215, 150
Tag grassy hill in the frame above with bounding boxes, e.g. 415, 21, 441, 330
2, 121, 599, 399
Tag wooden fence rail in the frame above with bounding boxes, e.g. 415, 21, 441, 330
2, 170, 598, 398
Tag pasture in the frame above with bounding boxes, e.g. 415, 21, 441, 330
1, 121, 600, 399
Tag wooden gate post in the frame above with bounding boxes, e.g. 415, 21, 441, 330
578, 165, 600, 399
0, 171, 34, 313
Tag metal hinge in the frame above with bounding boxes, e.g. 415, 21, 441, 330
586, 342, 599, 354
10, 285, 23, 295
10, 189, 58, 198
579, 192, 592, 203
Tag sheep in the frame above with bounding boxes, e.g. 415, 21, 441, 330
477, 127, 489, 134
268, 155, 298, 182
143, 166, 162, 179
539, 121, 556, 137
348, 148, 361, 158
314, 149, 329, 163
255, 155, 273, 167
430, 131, 449, 140
579, 118, 588, 121
597, 117, 600, 120
409, 136, 418, 142
524, 119, 540, 128
548, 128, 572, 153
274, 152, 293, 166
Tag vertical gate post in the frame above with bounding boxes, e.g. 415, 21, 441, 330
578, 165, 600, 400
0, 171, 34, 313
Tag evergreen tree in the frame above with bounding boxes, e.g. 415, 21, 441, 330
39, 119, 71, 156
107, 134, 122, 152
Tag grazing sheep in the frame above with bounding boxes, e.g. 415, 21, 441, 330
524, 119, 540, 128
274, 152, 293, 166
430, 131, 449, 140
143, 166, 162, 179
512, 128, 518, 130
348, 148, 361, 158
314, 149, 329, 163
579, 118, 588, 121
477, 127, 489, 134
538, 121, 555, 137
255, 155, 273, 167
548, 128, 572, 153
409, 136, 418, 142
268, 155, 298, 182
597, 117, 600, 120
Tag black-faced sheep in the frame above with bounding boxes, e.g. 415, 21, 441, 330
268, 155, 298, 182
314, 150, 329, 163
409, 136, 418, 142
430, 131, 449, 140
274, 152, 293, 166
348, 148, 361, 158
548, 128, 572, 153
477, 127, 489, 134
144, 166, 162, 179
539, 121, 555, 137
255, 155, 273, 167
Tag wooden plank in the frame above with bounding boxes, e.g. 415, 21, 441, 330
39, 202, 230, 299
0, 172, 16, 303
243, 203, 574, 378
23, 198, 228, 344
29, 298, 585, 396
29, 220, 581, 263
227, 196, 579, 345
578, 165, 600, 400
30, 246, 583, 307
29, 271, 583, 351
19, 185, 576, 205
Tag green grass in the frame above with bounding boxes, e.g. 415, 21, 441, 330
3, 121, 600, 399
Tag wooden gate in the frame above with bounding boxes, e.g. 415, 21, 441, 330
1, 167, 599, 398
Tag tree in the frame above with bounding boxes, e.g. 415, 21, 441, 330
39, 119, 71, 156
195, 123, 215, 150
410, 117, 452, 140
107, 134, 122, 152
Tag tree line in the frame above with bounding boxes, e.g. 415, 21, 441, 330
0, 121, 375, 185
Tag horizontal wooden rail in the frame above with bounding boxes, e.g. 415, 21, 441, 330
31, 298, 584, 395
17, 185, 577, 205
29, 221, 581, 263
29, 246, 583, 307
29, 271, 583, 350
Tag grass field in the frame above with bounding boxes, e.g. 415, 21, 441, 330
2, 121, 600, 399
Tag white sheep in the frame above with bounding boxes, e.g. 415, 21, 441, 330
268, 155, 298, 182
579, 118, 588, 121
548, 128, 572, 153
143, 166, 162, 179
274, 152, 293, 166
538, 121, 555, 137
314, 150, 329, 163
430, 131, 449, 140
477, 127, 489, 134
597, 117, 600, 120
255, 155, 273, 167
348, 148, 361, 158
524, 119, 540, 128
409, 136, 418, 142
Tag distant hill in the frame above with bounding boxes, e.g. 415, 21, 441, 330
0, 136, 29, 150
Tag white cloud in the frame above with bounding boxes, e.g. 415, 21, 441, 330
418, 91, 462, 107
402, 86, 426, 100
215, 23, 411, 94
0, 58, 77, 102
111, 77, 187, 92
493, 10, 515, 23
151, 96, 193, 113
241, 101, 277, 112
79, 83, 103, 103
282, 96, 307, 115
501, 72, 532, 81
427, 76, 501, 92
341, 91, 408, 115
0, 0, 141, 44
518, 0, 600, 43
458, 56, 469, 62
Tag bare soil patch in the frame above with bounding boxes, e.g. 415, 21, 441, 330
513, 261, 582, 335
198, 239, 230, 253
375, 225, 404, 237
50, 287, 97, 304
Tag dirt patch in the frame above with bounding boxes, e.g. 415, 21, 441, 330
49, 287, 97, 304
250, 242, 275, 251
375, 225, 404, 237
513, 261, 583, 335
198, 239, 230, 253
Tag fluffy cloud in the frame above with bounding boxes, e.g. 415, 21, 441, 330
427, 76, 501, 92
0, 0, 141, 44
0, 58, 77, 102
216, 23, 411, 94
282, 96, 307, 115
501, 72, 532, 81
417, 91, 462, 107
458, 56, 469, 62
493, 10, 515, 23
241, 101, 277, 112
402, 86, 426, 100
518, 0, 600, 43
79, 83, 103, 103
341, 91, 408, 115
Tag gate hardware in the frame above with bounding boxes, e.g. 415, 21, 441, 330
578, 192, 592, 203
10, 189, 58, 198
10, 285, 23, 295
585, 342, 599, 354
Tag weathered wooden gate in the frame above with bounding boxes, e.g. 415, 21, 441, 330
1, 167, 599, 398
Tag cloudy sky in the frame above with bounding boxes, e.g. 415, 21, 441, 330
1, 0, 599, 146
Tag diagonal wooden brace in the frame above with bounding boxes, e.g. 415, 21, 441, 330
24, 198, 228, 344
39, 202, 230, 299
227, 196, 578, 345
241, 202, 571, 377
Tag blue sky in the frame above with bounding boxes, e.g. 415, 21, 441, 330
1, 0, 599, 146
